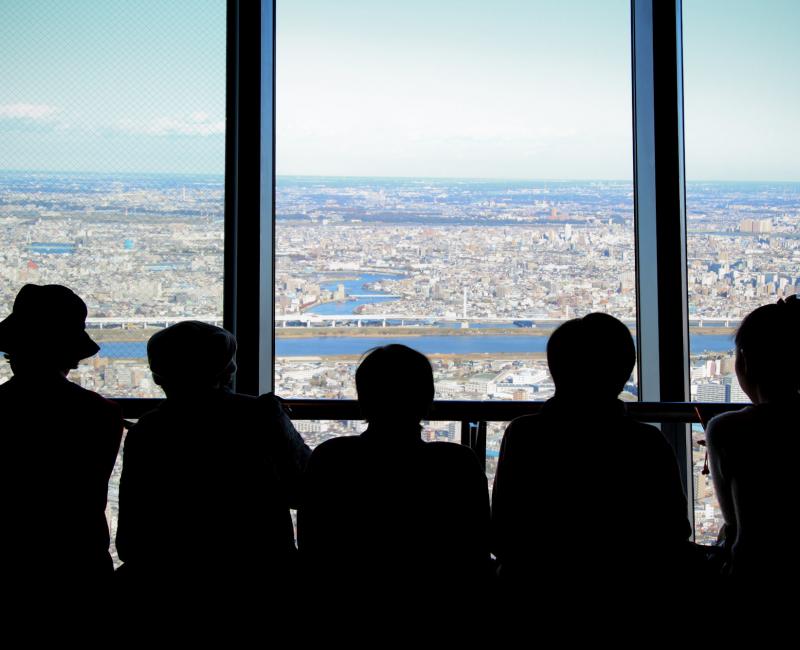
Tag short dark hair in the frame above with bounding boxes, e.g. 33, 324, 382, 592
547, 313, 636, 399
355, 344, 434, 424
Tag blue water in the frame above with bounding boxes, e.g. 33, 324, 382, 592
97, 333, 736, 359
691, 333, 735, 353
278, 335, 547, 356
310, 296, 396, 315
317, 273, 406, 294
309, 273, 406, 315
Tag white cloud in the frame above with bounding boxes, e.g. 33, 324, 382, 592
118, 113, 224, 137
0, 103, 60, 120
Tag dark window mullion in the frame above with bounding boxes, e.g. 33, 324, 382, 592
224, 0, 274, 395
632, 0, 692, 500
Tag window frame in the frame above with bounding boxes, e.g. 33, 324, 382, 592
126, 0, 698, 415
252, 0, 694, 402
128, 0, 699, 520
631, 0, 692, 494
225, 0, 275, 395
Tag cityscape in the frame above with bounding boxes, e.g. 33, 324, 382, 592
1, 171, 799, 548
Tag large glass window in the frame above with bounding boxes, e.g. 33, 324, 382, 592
684, 0, 800, 541
1, 1, 226, 566
0, 1, 227, 400
275, 0, 637, 417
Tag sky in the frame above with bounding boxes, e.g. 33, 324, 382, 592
1, 0, 798, 180
0, 0, 226, 174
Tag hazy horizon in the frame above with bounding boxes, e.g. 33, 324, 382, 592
2, 1, 798, 180
2, 168, 800, 185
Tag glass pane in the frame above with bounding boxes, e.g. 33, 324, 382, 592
292, 419, 463, 452
275, 0, 637, 402
107, 430, 128, 567
486, 421, 509, 488
684, 0, 799, 406
691, 424, 723, 544
0, 1, 227, 397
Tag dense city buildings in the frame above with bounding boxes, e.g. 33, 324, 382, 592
1, 172, 798, 545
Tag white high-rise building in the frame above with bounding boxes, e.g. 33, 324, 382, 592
696, 382, 728, 403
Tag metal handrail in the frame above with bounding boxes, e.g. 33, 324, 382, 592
116, 398, 743, 423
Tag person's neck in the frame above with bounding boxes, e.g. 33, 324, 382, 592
551, 391, 620, 406
751, 387, 800, 405
164, 385, 225, 401
365, 420, 422, 442
11, 366, 68, 382
546, 392, 626, 421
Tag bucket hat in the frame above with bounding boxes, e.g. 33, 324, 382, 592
0, 284, 100, 361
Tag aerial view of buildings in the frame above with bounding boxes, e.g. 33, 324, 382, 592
1, 171, 798, 546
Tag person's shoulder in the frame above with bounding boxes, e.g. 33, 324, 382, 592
254, 392, 287, 417
0, 378, 14, 397
507, 413, 541, 430
63, 380, 120, 415
621, 417, 673, 451
708, 406, 754, 429
224, 390, 259, 406
0, 379, 21, 410
425, 440, 480, 463
422, 442, 485, 484
196, 389, 258, 413
706, 406, 754, 446
126, 400, 177, 439
123, 413, 155, 443
501, 413, 545, 448
218, 390, 262, 418
311, 435, 363, 460
305, 436, 363, 477
167, 390, 257, 422
129, 404, 165, 427
505, 413, 544, 436
623, 416, 662, 436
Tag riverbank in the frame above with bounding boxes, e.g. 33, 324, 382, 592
88, 325, 736, 343
277, 326, 556, 338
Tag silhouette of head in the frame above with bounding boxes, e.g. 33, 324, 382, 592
735, 295, 800, 401
0, 284, 99, 371
547, 312, 635, 400
148, 321, 237, 395
356, 344, 434, 426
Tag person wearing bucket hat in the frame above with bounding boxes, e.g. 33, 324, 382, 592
115, 321, 310, 624
0, 283, 100, 368
0, 284, 123, 604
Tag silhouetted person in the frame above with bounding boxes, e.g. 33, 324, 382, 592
298, 344, 490, 628
706, 296, 800, 591
115, 321, 310, 628
0, 284, 122, 618
492, 313, 691, 621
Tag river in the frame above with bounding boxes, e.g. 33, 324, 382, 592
97, 332, 736, 359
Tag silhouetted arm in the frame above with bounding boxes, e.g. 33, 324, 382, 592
258, 393, 311, 509
296, 443, 334, 558
99, 400, 124, 480
460, 446, 491, 568
647, 424, 693, 543
491, 421, 516, 564
706, 415, 738, 540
